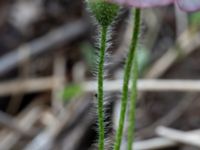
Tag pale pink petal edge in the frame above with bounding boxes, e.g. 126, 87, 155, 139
177, 0, 200, 12
107, 0, 175, 8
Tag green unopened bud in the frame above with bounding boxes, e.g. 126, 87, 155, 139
86, 0, 119, 27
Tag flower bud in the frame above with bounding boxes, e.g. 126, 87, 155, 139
86, 0, 119, 27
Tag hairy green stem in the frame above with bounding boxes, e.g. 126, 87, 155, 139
127, 53, 138, 150
97, 26, 107, 150
114, 9, 141, 150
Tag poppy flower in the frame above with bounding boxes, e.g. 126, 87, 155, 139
106, 0, 200, 12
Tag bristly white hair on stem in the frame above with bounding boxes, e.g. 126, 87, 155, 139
86, 0, 119, 150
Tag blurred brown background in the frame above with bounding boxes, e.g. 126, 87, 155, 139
0, 0, 200, 150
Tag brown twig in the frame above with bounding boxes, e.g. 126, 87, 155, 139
133, 128, 200, 150
0, 19, 89, 76
136, 93, 198, 138
0, 111, 33, 137
156, 126, 200, 148
0, 106, 43, 150
2, 78, 200, 96
146, 29, 200, 78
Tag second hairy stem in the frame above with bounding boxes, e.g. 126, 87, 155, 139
97, 26, 107, 150
127, 53, 138, 150
114, 9, 141, 150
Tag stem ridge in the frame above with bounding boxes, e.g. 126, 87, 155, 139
127, 53, 138, 150
97, 26, 107, 150
114, 9, 141, 150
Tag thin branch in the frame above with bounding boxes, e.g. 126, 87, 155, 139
156, 126, 200, 148
146, 29, 200, 78
135, 93, 198, 138
133, 137, 177, 150
0, 111, 33, 137
84, 79, 200, 92
0, 106, 42, 150
133, 128, 200, 150
0, 20, 89, 76
3, 78, 200, 96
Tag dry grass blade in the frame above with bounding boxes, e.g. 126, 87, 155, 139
0, 20, 89, 76
146, 29, 200, 78
2, 79, 200, 96
156, 126, 200, 147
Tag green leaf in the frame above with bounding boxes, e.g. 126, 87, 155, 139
61, 84, 83, 102
190, 12, 200, 26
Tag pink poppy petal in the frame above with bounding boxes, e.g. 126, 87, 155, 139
107, 0, 175, 8
177, 0, 200, 12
